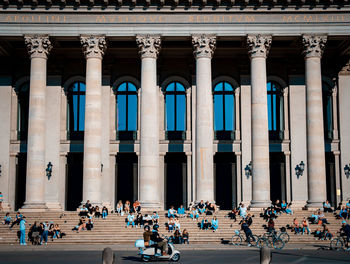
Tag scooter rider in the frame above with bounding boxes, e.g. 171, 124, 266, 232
150, 224, 168, 256
143, 225, 153, 247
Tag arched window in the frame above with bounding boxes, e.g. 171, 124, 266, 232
213, 81, 235, 140
322, 82, 333, 140
267, 81, 284, 140
116, 82, 138, 140
17, 83, 29, 140
165, 82, 186, 140
67, 82, 86, 140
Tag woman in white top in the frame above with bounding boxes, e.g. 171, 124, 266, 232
116, 200, 123, 215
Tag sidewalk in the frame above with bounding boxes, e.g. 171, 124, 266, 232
0, 243, 326, 252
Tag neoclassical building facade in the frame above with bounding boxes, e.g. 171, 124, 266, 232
0, 0, 350, 211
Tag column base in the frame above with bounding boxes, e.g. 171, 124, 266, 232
45, 202, 63, 211
21, 202, 47, 212
290, 201, 307, 210
1, 202, 12, 212
102, 202, 112, 211
305, 200, 323, 210
140, 201, 163, 211
249, 200, 271, 210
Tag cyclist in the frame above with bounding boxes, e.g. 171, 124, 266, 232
241, 220, 255, 247
340, 221, 350, 248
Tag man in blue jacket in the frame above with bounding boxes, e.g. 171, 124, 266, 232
19, 217, 26, 245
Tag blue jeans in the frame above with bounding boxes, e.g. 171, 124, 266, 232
41, 231, 48, 243
198, 208, 205, 214
20, 229, 26, 245
302, 227, 310, 234
212, 225, 218, 231
127, 221, 135, 227
102, 212, 107, 218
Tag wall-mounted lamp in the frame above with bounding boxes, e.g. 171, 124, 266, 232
0, 164, 2, 177
295, 161, 305, 178
344, 164, 350, 179
46, 162, 53, 180
244, 161, 252, 179
101, 163, 104, 173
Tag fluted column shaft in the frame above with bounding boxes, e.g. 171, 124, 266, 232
192, 35, 216, 202
302, 35, 328, 208
137, 35, 162, 209
247, 35, 272, 208
81, 35, 107, 205
23, 35, 52, 210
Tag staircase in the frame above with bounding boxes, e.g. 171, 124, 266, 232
0, 210, 343, 245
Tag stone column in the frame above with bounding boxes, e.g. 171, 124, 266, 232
22, 35, 52, 211
302, 35, 328, 208
247, 35, 272, 208
80, 35, 107, 205
136, 35, 162, 209
192, 34, 216, 202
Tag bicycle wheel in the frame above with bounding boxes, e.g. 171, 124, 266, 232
330, 238, 343, 251
257, 237, 268, 248
273, 238, 285, 250
279, 232, 290, 243
250, 235, 259, 247
231, 235, 242, 246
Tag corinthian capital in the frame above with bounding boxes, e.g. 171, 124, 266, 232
192, 34, 216, 59
80, 35, 107, 59
24, 35, 52, 59
302, 35, 327, 59
136, 35, 161, 59
247, 35, 272, 59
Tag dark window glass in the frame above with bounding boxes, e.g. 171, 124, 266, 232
213, 82, 235, 140
18, 83, 30, 140
165, 82, 186, 132
267, 81, 284, 140
116, 82, 138, 140
68, 82, 86, 140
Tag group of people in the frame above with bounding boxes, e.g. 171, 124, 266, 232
338, 200, 350, 219
79, 200, 109, 219
125, 211, 159, 228
116, 200, 141, 215
28, 221, 65, 245
262, 200, 293, 221
2, 211, 65, 245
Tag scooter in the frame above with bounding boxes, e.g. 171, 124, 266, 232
135, 237, 180, 262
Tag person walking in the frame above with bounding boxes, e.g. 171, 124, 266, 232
19, 217, 26, 245
241, 220, 255, 246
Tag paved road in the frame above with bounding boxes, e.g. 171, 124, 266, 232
0, 249, 349, 264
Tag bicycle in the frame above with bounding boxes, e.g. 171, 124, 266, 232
330, 232, 350, 251
264, 231, 290, 244
231, 230, 259, 247
257, 232, 285, 250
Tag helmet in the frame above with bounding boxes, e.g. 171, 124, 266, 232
153, 224, 159, 231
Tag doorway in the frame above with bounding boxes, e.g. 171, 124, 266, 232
165, 153, 187, 209
269, 152, 286, 203
214, 153, 236, 210
116, 153, 138, 205
15, 153, 27, 210
66, 153, 83, 211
